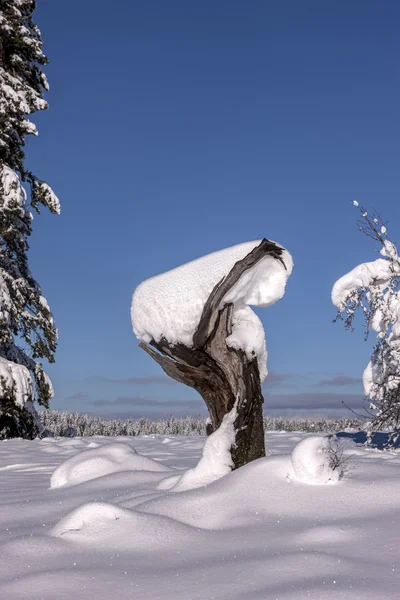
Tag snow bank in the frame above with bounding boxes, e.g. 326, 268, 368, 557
50, 502, 134, 539
139, 446, 340, 531
131, 240, 292, 381
50, 442, 170, 489
290, 436, 340, 485
49, 499, 205, 553
158, 403, 237, 492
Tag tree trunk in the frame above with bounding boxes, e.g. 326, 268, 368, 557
139, 239, 287, 469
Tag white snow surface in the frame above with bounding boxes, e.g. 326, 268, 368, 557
50, 441, 170, 489
159, 401, 237, 492
131, 240, 293, 381
1, 432, 400, 599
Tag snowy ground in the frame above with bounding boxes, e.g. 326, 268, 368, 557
0, 432, 399, 599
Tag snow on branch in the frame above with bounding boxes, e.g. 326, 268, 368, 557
31, 178, 61, 214
332, 202, 400, 434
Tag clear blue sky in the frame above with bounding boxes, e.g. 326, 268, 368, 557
27, 0, 400, 419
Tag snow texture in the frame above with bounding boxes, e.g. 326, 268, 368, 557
332, 258, 395, 311
50, 502, 137, 541
0, 356, 32, 408
50, 442, 170, 488
0, 165, 29, 217
0, 354, 45, 433
290, 436, 340, 485
158, 401, 237, 492
32, 180, 61, 214
132, 240, 293, 381
0, 1, 48, 131
1, 432, 400, 599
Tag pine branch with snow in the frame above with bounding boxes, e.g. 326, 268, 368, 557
332, 203, 400, 436
0, 0, 59, 438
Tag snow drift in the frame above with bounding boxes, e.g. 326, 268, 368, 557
158, 403, 237, 492
50, 442, 170, 489
3, 433, 400, 600
49, 500, 202, 551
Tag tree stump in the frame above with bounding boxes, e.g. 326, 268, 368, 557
139, 239, 288, 469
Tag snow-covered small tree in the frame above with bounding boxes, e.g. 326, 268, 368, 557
0, 1, 60, 438
332, 202, 400, 439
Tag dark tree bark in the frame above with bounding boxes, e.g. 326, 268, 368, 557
139, 239, 288, 469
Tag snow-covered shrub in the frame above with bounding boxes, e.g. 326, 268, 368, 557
326, 436, 350, 476
333, 203, 400, 438
291, 436, 345, 485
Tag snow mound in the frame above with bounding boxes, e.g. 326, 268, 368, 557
49, 501, 205, 550
50, 442, 170, 489
131, 240, 293, 381
139, 440, 348, 532
50, 502, 133, 539
139, 454, 316, 530
158, 403, 237, 492
291, 436, 340, 485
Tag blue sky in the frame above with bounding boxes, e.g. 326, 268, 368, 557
26, 0, 400, 419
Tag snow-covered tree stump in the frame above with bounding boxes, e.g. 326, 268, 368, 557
133, 239, 292, 470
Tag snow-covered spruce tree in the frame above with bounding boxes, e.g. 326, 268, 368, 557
332, 203, 400, 440
0, 1, 60, 439
132, 239, 293, 469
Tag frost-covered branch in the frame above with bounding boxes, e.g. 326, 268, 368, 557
332, 202, 400, 436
